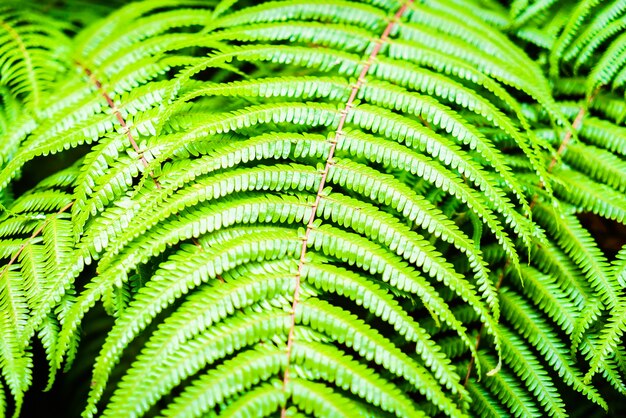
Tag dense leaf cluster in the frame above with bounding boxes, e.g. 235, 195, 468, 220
0, 0, 625, 417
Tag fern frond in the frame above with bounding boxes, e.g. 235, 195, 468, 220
0, 0, 624, 416
0, 268, 32, 416
0, 6, 70, 109
533, 202, 618, 308
500, 288, 607, 409
583, 249, 626, 383
476, 351, 541, 418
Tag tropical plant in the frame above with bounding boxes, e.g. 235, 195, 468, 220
0, 0, 625, 417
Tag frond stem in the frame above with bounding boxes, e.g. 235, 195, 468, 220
546, 87, 601, 174
75, 61, 161, 188
279, 2, 414, 416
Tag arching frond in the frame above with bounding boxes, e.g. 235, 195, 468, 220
0, 0, 624, 417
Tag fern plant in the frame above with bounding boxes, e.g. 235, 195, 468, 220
0, 0, 625, 417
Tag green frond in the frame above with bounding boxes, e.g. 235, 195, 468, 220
288, 378, 358, 418
583, 250, 626, 383
584, 293, 626, 384
0, 268, 32, 417
578, 335, 626, 396
500, 288, 607, 409
0, 7, 71, 109
309, 223, 501, 363
525, 240, 590, 308
499, 327, 567, 417
563, 143, 626, 192
512, 0, 559, 28
57, 226, 302, 365
0, 0, 624, 416
589, 32, 626, 89
318, 191, 496, 318
289, 340, 425, 418
10, 191, 71, 214
552, 169, 626, 222
84, 260, 298, 416
548, 0, 602, 77
465, 377, 509, 418
215, 1, 388, 32
476, 351, 541, 418
533, 202, 619, 308
546, 0, 626, 95
590, 94, 626, 125
102, 307, 292, 418
513, 265, 579, 334
216, 380, 285, 418
158, 344, 288, 418
297, 297, 465, 416
303, 260, 467, 396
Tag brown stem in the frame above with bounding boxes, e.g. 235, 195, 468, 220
546, 89, 600, 174
418, 114, 431, 129
278, 2, 414, 416
76, 61, 161, 189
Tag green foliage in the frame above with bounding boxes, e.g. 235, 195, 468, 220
0, 0, 625, 417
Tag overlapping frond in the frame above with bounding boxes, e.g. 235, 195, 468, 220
0, 0, 624, 417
